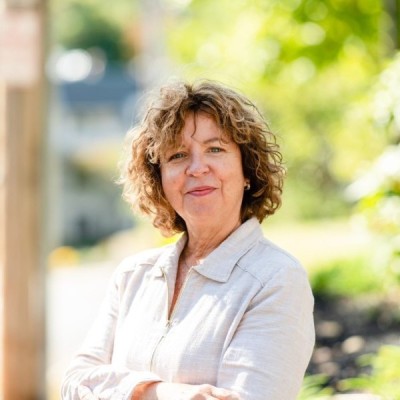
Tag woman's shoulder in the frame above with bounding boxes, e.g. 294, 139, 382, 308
238, 236, 309, 287
114, 243, 174, 275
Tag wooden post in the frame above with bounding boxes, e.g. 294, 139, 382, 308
0, 0, 46, 399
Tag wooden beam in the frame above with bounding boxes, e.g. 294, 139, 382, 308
0, 1, 46, 399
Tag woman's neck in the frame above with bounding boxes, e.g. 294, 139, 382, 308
183, 218, 241, 265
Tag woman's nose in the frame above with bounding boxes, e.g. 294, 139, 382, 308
186, 153, 210, 176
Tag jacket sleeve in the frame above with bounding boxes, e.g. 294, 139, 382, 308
217, 265, 315, 400
60, 263, 162, 400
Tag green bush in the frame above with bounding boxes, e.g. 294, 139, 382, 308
310, 255, 384, 299
297, 374, 333, 400
340, 345, 400, 399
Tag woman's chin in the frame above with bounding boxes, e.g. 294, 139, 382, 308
184, 208, 220, 223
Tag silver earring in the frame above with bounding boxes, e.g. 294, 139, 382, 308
244, 181, 251, 191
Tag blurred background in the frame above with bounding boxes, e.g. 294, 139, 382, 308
1, 0, 400, 399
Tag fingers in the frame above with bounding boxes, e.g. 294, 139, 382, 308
210, 387, 241, 400
197, 384, 240, 400
155, 382, 241, 400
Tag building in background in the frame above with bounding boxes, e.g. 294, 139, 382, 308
47, 50, 140, 247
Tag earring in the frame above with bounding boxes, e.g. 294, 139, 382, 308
244, 181, 251, 191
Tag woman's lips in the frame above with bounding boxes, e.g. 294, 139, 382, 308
187, 186, 216, 196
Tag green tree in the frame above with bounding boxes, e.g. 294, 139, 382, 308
50, 0, 138, 62
165, 0, 390, 219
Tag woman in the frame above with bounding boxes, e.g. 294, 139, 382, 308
61, 80, 315, 400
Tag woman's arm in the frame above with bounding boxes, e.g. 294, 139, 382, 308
217, 265, 315, 400
61, 265, 162, 400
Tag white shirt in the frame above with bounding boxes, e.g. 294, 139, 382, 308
61, 218, 315, 400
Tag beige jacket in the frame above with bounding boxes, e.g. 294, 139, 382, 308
61, 218, 315, 400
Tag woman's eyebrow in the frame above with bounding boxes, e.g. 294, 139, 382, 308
202, 137, 224, 145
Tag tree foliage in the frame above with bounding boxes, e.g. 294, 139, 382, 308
50, 0, 398, 219
346, 54, 400, 281
164, 0, 392, 218
50, 0, 137, 62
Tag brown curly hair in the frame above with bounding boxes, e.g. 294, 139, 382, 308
119, 80, 285, 236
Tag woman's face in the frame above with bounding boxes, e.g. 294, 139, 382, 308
160, 112, 246, 231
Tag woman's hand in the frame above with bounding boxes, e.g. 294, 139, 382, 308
137, 382, 241, 400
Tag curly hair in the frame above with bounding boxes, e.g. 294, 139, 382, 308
119, 80, 285, 236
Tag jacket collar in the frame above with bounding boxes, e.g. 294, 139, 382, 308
153, 218, 263, 283
194, 217, 262, 282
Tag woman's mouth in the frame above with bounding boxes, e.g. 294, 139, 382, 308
187, 186, 216, 197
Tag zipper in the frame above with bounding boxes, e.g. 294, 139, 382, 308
149, 267, 193, 371
149, 319, 170, 371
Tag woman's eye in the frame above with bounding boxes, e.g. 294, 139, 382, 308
169, 152, 186, 161
209, 147, 223, 153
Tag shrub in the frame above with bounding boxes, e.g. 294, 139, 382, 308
297, 374, 333, 400
339, 345, 400, 399
310, 255, 384, 299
